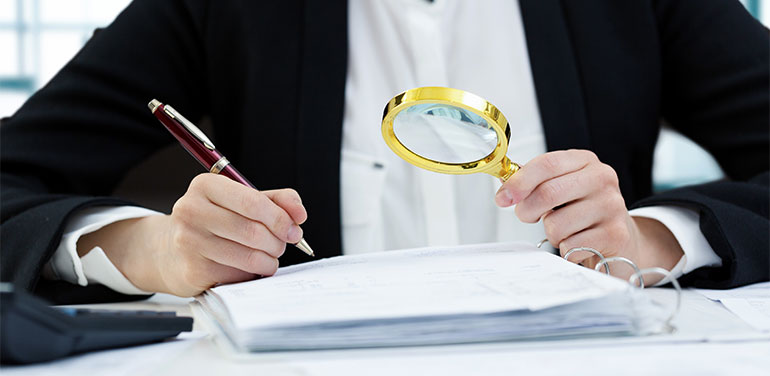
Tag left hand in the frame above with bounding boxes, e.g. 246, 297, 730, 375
495, 150, 684, 284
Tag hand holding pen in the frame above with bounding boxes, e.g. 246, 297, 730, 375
77, 100, 316, 297
149, 99, 314, 257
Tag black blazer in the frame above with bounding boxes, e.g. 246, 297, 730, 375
1, 0, 768, 303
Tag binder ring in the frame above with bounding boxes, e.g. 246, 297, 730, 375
563, 247, 611, 276
595, 257, 644, 288
537, 239, 612, 276
630, 267, 682, 333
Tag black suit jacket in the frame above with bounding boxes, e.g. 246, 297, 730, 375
1, 0, 768, 303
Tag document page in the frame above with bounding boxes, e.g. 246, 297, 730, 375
695, 282, 770, 331
207, 242, 630, 330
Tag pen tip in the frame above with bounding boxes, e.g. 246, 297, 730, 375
295, 238, 315, 257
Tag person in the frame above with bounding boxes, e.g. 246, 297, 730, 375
1, 0, 767, 303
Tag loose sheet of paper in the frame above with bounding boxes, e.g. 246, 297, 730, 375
719, 299, 770, 331
208, 242, 630, 330
695, 282, 770, 332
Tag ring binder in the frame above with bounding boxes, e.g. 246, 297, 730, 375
536, 238, 682, 333
198, 242, 678, 352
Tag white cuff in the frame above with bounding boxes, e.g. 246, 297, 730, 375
48, 206, 161, 295
81, 247, 153, 295
630, 205, 723, 280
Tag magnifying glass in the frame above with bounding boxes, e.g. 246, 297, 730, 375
381, 87, 520, 181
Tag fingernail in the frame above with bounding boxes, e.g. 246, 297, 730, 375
495, 188, 513, 207
287, 225, 302, 243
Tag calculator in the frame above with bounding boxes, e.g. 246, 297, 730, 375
0, 284, 193, 364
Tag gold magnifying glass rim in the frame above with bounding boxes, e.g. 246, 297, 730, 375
381, 86, 513, 178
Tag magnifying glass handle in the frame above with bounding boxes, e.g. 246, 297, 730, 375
496, 157, 521, 182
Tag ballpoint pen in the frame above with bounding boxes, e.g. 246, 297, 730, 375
147, 99, 315, 257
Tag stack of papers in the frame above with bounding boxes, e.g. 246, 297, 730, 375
197, 242, 651, 352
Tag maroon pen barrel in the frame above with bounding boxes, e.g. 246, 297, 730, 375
152, 107, 223, 169
219, 164, 256, 189
152, 103, 256, 189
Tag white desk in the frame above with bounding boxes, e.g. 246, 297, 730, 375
4, 289, 770, 376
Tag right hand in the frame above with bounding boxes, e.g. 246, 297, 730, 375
78, 173, 307, 297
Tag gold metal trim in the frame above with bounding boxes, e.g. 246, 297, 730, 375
148, 99, 161, 113
209, 157, 230, 174
381, 87, 518, 181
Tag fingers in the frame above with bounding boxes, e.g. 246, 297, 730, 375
189, 174, 305, 244
197, 235, 281, 276
200, 261, 258, 286
500, 151, 620, 225
514, 168, 595, 223
179, 257, 258, 296
164, 220, 279, 296
161, 175, 306, 296
496, 150, 598, 207
541, 199, 604, 246
495, 150, 641, 280
264, 189, 308, 225
556, 227, 609, 265
555, 215, 635, 275
200, 204, 287, 258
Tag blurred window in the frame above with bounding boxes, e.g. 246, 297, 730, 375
0, 0, 131, 116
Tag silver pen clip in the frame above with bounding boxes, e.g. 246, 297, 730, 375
163, 105, 216, 150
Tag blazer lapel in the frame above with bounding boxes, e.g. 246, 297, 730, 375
519, 0, 591, 151
292, 0, 348, 260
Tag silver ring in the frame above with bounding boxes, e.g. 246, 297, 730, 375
630, 267, 681, 333
596, 256, 644, 288
210, 157, 230, 174
536, 238, 549, 248
564, 247, 610, 275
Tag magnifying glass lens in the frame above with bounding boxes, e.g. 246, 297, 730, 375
382, 87, 518, 180
393, 103, 498, 164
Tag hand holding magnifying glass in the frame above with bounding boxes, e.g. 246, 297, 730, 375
382, 87, 684, 284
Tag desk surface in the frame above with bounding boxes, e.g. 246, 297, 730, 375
4, 289, 770, 376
